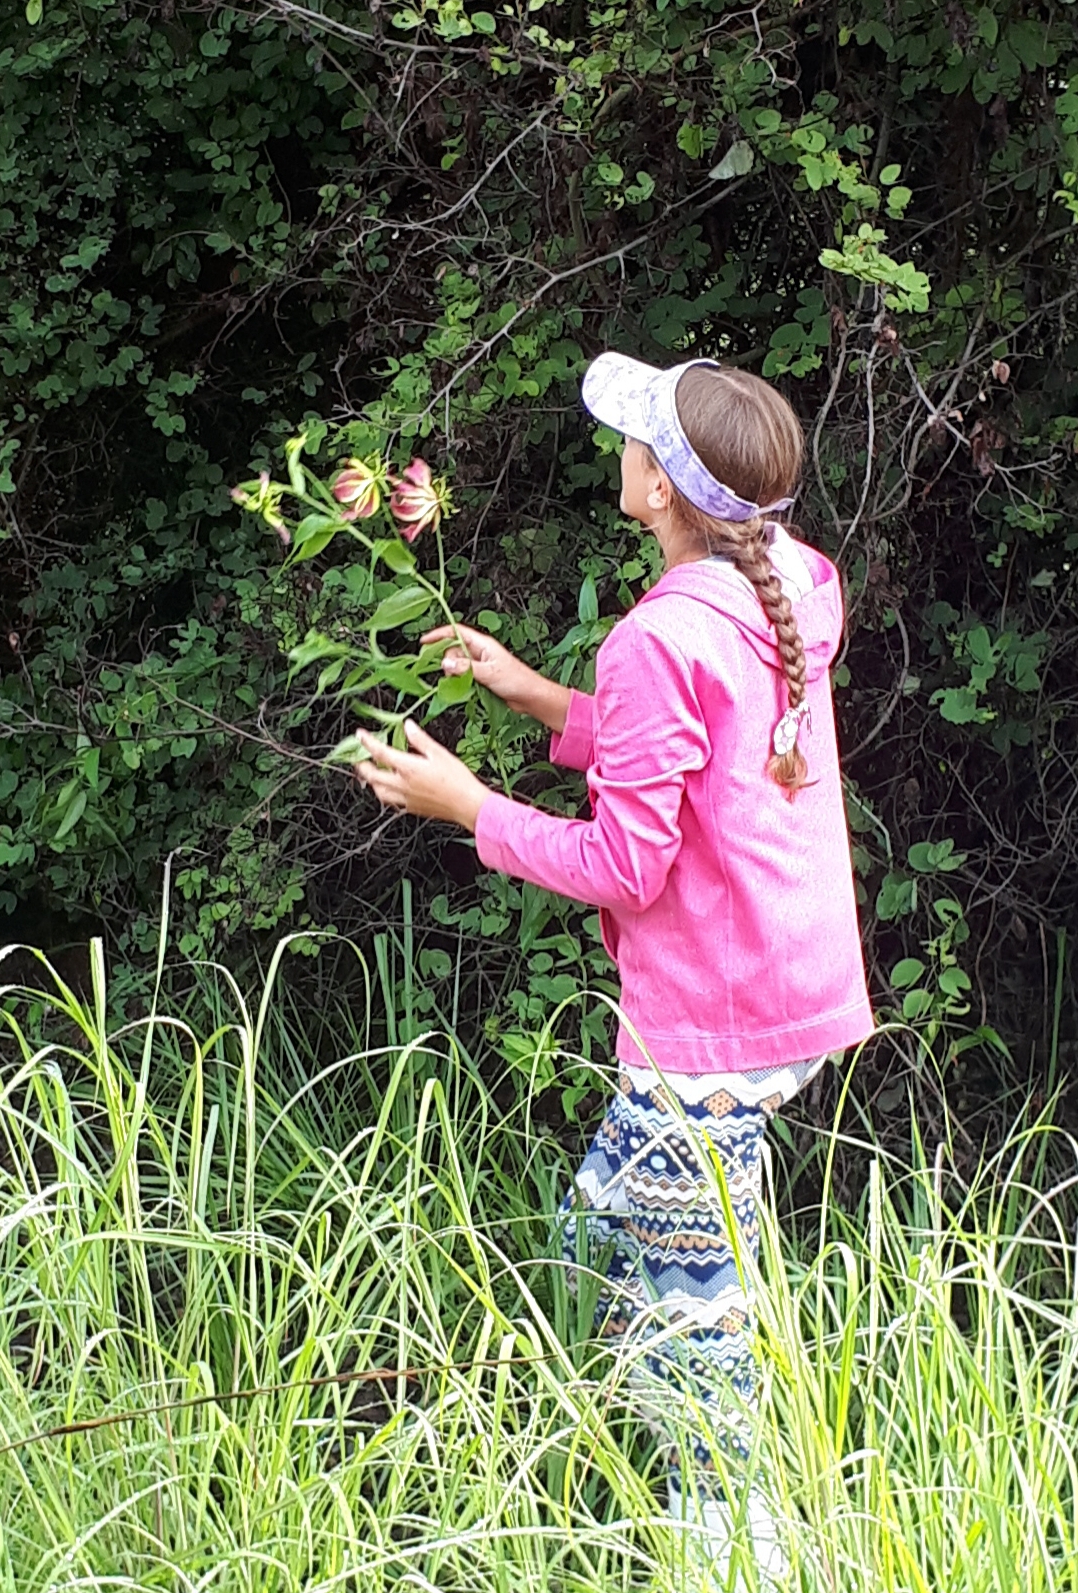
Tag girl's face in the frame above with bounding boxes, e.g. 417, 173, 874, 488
619, 437, 670, 525
619, 437, 703, 569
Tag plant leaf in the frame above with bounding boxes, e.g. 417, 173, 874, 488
434, 669, 473, 708
368, 585, 433, 635
577, 574, 598, 625
902, 988, 933, 1020
324, 733, 375, 764
890, 957, 926, 990
376, 539, 417, 575
709, 141, 754, 181
55, 789, 87, 839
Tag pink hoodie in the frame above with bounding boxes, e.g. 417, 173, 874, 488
474, 539, 874, 1073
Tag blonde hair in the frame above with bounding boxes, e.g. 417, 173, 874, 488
654, 365, 808, 795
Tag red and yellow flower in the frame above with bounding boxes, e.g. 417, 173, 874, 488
332, 458, 382, 520
388, 457, 450, 542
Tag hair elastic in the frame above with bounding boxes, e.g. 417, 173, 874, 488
772, 701, 810, 759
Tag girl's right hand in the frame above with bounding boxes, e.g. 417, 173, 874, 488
421, 624, 570, 733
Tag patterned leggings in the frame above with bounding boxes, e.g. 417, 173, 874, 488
560, 1059, 822, 1498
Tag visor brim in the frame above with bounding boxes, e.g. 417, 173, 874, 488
580, 352, 663, 444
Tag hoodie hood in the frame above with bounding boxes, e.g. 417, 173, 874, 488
638, 533, 844, 682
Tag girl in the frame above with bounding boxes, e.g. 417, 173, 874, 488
356, 354, 874, 1580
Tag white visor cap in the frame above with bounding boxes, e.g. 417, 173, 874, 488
580, 351, 794, 521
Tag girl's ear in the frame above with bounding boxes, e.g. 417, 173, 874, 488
646, 462, 672, 511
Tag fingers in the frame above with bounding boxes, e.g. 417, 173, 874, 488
403, 719, 437, 753
361, 770, 407, 809
355, 751, 407, 809
357, 724, 437, 764
421, 623, 497, 667
354, 724, 439, 810
421, 623, 484, 652
357, 730, 407, 771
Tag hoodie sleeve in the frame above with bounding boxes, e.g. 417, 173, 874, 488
475, 615, 711, 912
549, 688, 596, 771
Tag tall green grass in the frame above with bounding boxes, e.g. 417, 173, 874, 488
0, 933, 1075, 1591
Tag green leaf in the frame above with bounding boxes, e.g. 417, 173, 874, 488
471, 10, 497, 31
907, 841, 935, 873
368, 585, 433, 635
977, 8, 999, 47
288, 632, 348, 673
376, 538, 417, 575
709, 141, 754, 181
25, 0, 42, 22
964, 625, 994, 664
293, 513, 340, 549
324, 733, 375, 765
791, 125, 827, 154
518, 882, 556, 953
676, 122, 707, 160
799, 153, 831, 192
376, 661, 428, 695
317, 658, 351, 698
577, 574, 599, 624
624, 171, 655, 204
55, 789, 87, 840
596, 158, 624, 185
60, 236, 110, 272
902, 988, 934, 1020
877, 872, 917, 920
434, 670, 474, 708
891, 957, 926, 990
879, 163, 901, 186
853, 16, 893, 46
753, 108, 782, 134
1010, 653, 1041, 692
1006, 19, 1052, 71
930, 686, 992, 725
419, 948, 453, 979
938, 966, 972, 998
285, 441, 306, 495
291, 527, 338, 563
932, 897, 966, 927
904, 834, 936, 872
80, 746, 101, 791
909, 838, 966, 873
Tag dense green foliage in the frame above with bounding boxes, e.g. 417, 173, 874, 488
1, 0, 1076, 1090
0, 941, 1076, 1588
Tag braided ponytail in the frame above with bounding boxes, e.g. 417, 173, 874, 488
725, 525, 809, 793
653, 366, 810, 796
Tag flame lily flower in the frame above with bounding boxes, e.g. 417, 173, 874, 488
332, 458, 381, 520
388, 458, 448, 542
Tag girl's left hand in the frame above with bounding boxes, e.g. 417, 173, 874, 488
355, 721, 490, 832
